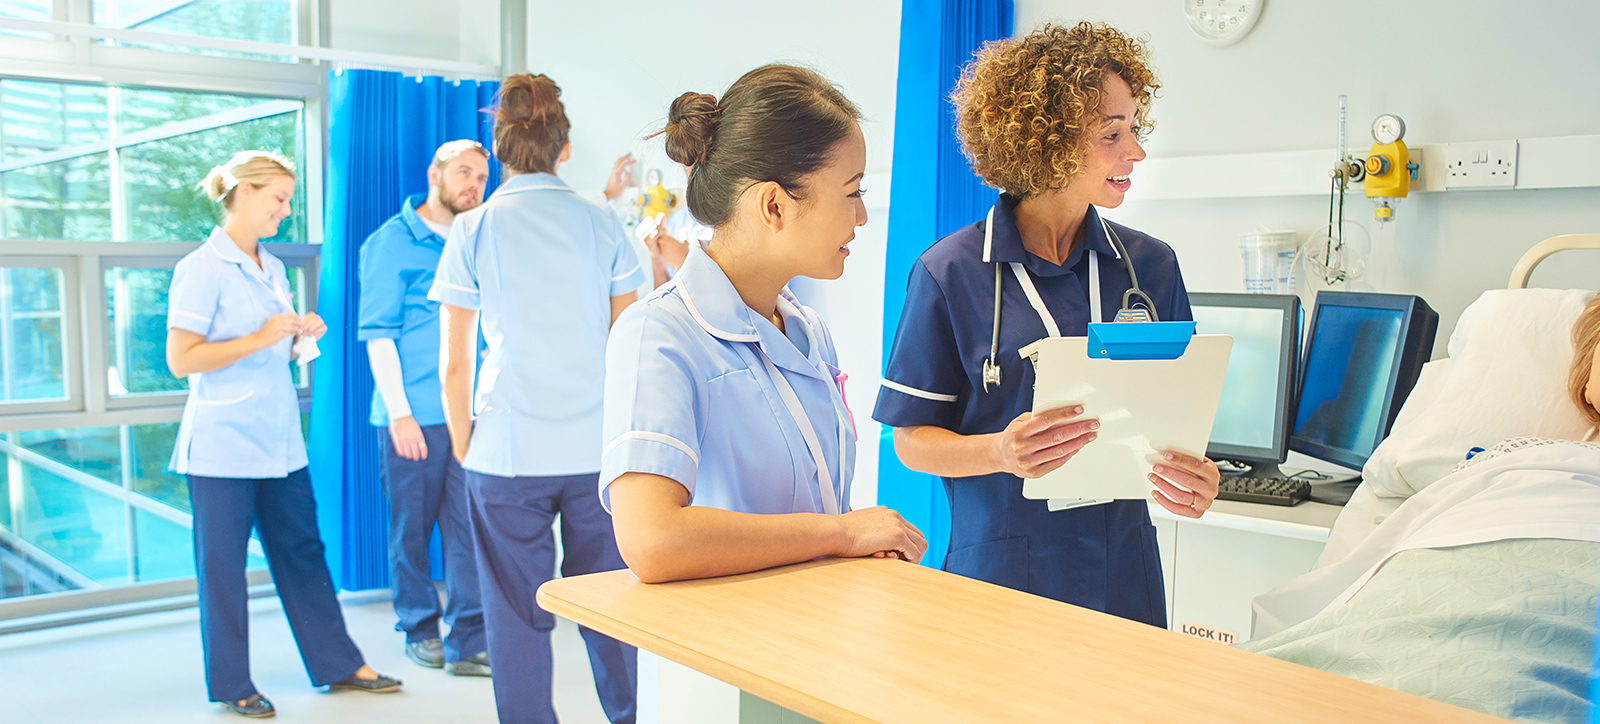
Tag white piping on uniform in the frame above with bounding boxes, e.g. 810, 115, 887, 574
679, 279, 759, 342
881, 379, 957, 403
604, 431, 700, 465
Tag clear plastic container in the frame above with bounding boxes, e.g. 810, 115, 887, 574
1240, 230, 1298, 294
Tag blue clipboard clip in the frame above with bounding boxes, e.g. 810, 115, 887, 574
1087, 321, 1196, 360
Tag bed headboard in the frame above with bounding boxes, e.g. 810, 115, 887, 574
1508, 234, 1600, 289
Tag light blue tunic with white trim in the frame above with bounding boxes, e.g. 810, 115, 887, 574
600, 246, 855, 515
429, 172, 644, 477
167, 227, 307, 479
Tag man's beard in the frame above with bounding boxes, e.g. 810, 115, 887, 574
440, 184, 480, 215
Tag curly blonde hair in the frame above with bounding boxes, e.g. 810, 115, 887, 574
952, 22, 1159, 198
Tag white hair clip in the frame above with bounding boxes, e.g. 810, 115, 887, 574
217, 165, 241, 193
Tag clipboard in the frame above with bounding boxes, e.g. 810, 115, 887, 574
1018, 322, 1232, 502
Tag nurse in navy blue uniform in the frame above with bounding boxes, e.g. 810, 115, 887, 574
167, 151, 399, 718
432, 75, 641, 724
873, 23, 1222, 626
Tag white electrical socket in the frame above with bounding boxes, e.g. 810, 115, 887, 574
1443, 140, 1518, 189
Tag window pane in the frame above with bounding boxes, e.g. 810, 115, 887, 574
2, 431, 130, 586
105, 267, 187, 396
129, 422, 185, 511
19, 427, 122, 481
1, 154, 113, 240
121, 111, 306, 243
93, 0, 295, 62
116, 87, 262, 136
133, 507, 192, 582
8, 266, 60, 312
0, 80, 110, 163
2, 267, 68, 402
0, 0, 52, 40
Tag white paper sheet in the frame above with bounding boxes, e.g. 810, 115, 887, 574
1019, 334, 1233, 501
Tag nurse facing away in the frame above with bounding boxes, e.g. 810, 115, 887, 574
874, 23, 1221, 625
165, 151, 400, 718
432, 75, 641, 724
602, 64, 927, 584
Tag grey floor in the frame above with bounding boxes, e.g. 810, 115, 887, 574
0, 591, 610, 723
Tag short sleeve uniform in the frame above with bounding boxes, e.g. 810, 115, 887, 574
429, 172, 644, 477
600, 247, 854, 517
872, 197, 1192, 626
167, 227, 307, 479
357, 193, 449, 427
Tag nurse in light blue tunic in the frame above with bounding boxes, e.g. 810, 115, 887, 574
166, 151, 398, 718
431, 74, 641, 724
601, 64, 926, 585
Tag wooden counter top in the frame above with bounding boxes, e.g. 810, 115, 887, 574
537, 557, 1507, 724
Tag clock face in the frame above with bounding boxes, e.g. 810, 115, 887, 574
1185, 0, 1262, 46
1372, 114, 1406, 144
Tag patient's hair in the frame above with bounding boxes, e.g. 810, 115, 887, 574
1571, 291, 1600, 425
952, 22, 1159, 198
657, 64, 860, 228
492, 74, 569, 175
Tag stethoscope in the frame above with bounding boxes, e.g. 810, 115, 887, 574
980, 205, 1160, 392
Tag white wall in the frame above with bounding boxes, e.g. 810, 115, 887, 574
526, 0, 902, 508
327, 0, 500, 67
1011, 0, 1600, 344
525, 0, 902, 196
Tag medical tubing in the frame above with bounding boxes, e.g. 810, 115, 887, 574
989, 262, 1003, 363
1104, 224, 1159, 322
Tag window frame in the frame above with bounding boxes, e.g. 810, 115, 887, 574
0, 254, 83, 415
0, 0, 503, 630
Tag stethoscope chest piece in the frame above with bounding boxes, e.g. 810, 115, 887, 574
982, 357, 1002, 392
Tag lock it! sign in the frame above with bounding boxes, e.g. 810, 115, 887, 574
1179, 621, 1237, 645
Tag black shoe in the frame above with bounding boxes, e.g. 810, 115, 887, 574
328, 672, 403, 693
222, 694, 275, 718
405, 638, 444, 668
444, 651, 490, 677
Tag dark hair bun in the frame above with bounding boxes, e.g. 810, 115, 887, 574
663, 92, 720, 167
498, 74, 563, 128
493, 73, 570, 174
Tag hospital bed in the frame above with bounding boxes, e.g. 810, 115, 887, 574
1244, 234, 1600, 724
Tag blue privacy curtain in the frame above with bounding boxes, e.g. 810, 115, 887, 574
313, 70, 501, 590
881, 0, 1012, 569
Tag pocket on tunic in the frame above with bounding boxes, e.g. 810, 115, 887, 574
194, 388, 255, 406
944, 536, 1029, 592
700, 368, 800, 514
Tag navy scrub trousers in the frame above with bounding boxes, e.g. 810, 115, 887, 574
377, 423, 485, 662
188, 467, 365, 703
466, 470, 637, 724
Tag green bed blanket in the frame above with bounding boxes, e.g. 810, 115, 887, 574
1244, 539, 1598, 724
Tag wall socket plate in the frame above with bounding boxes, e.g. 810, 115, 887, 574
1443, 140, 1518, 189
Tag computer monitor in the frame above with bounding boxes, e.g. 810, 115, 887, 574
1190, 293, 1301, 478
1289, 291, 1439, 471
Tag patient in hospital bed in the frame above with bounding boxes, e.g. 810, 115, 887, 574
1243, 288, 1600, 724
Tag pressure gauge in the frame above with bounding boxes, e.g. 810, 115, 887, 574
1372, 114, 1406, 145
1184, 0, 1263, 47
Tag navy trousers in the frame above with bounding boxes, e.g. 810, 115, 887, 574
465, 470, 637, 724
377, 423, 485, 662
189, 467, 365, 703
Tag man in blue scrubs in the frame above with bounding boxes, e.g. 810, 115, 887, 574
358, 139, 491, 675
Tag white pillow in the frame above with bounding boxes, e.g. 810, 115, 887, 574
1360, 288, 1596, 499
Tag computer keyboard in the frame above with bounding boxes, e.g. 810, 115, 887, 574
1215, 476, 1312, 506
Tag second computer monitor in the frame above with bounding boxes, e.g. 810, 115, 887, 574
1290, 291, 1439, 471
1190, 293, 1302, 475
